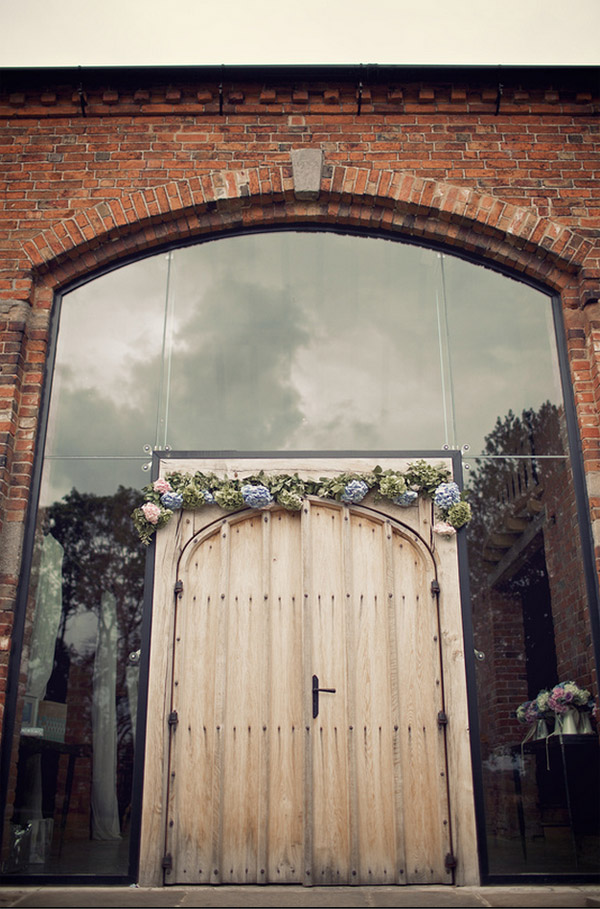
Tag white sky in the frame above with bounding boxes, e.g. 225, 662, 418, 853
1, 0, 599, 67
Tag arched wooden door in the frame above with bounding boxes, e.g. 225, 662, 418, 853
140, 457, 478, 887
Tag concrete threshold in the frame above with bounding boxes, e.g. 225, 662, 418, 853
0, 885, 600, 909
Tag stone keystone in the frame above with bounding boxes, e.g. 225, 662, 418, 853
291, 148, 323, 200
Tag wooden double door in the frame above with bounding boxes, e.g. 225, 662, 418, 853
156, 461, 458, 886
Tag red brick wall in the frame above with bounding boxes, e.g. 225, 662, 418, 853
1, 65, 599, 732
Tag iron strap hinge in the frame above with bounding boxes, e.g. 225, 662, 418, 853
437, 710, 449, 727
174, 579, 183, 598
431, 579, 440, 596
445, 852, 457, 871
162, 852, 173, 872
168, 711, 179, 729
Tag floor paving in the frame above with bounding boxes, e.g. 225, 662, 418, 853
0, 886, 599, 909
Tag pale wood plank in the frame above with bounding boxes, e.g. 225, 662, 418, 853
342, 508, 360, 884
168, 525, 222, 883
256, 512, 271, 882
211, 518, 230, 884
434, 531, 479, 886
384, 522, 408, 885
301, 499, 314, 887
163, 456, 431, 480
220, 515, 264, 882
392, 529, 451, 884
349, 513, 397, 884
139, 509, 194, 886
309, 503, 351, 884
267, 510, 304, 883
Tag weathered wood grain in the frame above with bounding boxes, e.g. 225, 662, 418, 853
139, 457, 478, 888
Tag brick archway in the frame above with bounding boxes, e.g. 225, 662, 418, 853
4, 164, 599, 557
22, 166, 593, 300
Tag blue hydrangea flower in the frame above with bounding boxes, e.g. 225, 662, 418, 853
434, 481, 461, 509
160, 491, 183, 510
394, 490, 418, 507
241, 484, 273, 508
341, 480, 369, 504
202, 490, 215, 504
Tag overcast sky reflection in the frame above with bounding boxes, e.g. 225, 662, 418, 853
41, 232, 565, 504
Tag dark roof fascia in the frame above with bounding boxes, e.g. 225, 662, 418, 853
1, 63, 599, 90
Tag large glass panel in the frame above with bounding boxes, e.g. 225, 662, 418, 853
7, 463, 144, 875
4, 231, 597, 878
4, 257, 170, 875
154, 235, 566, 455
160, 234, 450, 451
442, 256, 565, 456
44, 255, 170, 459
466, 447, 599, 874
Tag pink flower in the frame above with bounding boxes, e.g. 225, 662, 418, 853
548, 686, 569, 713
525, 701, 540, 722
142, 502, 162, 525
153, 478, 172, 494
433, 521, 456, 536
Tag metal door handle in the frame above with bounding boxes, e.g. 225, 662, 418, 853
312, 674, 336, 718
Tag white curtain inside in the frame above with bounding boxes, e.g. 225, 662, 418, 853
126, 663, 138, 749
26, 533, 64, 701
91, 591, 121, 840
22, 533, 64, 823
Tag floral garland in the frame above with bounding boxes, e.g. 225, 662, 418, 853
132, 460, 472, 545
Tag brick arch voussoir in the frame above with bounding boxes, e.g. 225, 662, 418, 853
22, 167, 591, 297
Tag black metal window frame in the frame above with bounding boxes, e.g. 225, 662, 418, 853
0, 226, 598, 886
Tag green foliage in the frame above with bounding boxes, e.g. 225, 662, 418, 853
213, 485, 244, 510
405, 459, 451, 496
48, 485, 146, 654
275, 489, 304, 511
447, 500, 472, 529
377, 473, 407, 500
314, 472, 365, 502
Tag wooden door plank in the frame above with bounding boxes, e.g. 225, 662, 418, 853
348, 513, 398, 884
392, 530, 451, 884
342, 509, 360, 884
267, 510, 304, 882
219, 515, 265, 882
384, 522, 408, 884
434, 533, 479, 886
256, 512, 271, 883
139, 510, 195, 886
309, 503, 351, 884
301, 500, 314, 887
167, 526, 222, 883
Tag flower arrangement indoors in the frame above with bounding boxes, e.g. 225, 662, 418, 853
516, 681, 597, 741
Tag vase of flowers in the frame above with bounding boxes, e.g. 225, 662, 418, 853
516, 693, 554, 742
548, 681, 595, 735
515, 681, 597, 739
558, 708, 579, 735
579, 710, 594, 735
533, 718, 550, 740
